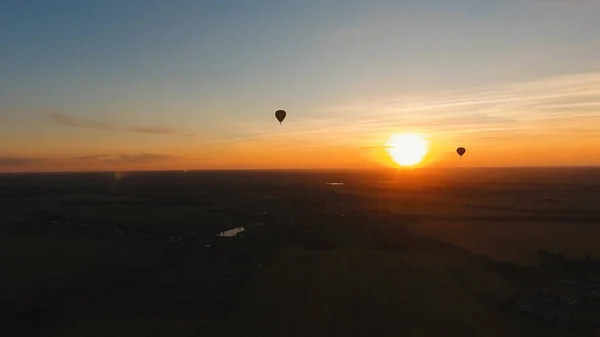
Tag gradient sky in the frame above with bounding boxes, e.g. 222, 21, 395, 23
1, 0, 599, 171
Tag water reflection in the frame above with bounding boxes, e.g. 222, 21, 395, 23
218, 227, 245, 237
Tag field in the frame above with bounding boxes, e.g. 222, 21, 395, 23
1, 168, 599, 336
343, 167, 600, 264
211, 247, 520, 337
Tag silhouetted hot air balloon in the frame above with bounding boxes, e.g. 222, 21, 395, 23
275, 110, 286, 125
456, 147, 466, 157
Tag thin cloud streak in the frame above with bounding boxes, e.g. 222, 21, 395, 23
74, 154, 110, 160
127, 126, 180, 135
48, 112, 113, 130
75, 153, 181, 163
323, 71, 600, 127
213, 71, 600, 153
47, 111, 197, 137
0, 157, 45, 166
0, 153, 183, 172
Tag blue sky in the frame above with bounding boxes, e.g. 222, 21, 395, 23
1, 0, 599, 170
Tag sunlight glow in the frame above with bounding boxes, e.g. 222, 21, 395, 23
386, 133, 429, 167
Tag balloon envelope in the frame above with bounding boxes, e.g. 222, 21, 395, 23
275, 110, 286, 124
456, 147, 466, 157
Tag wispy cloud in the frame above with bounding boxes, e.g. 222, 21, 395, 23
49, 111, 113, 130
74, 154, 110, 160
320, 71, 600, 132
0, 157, 45, 166
127, 126, 178, 135
209, 71, 600, 151
75, 153, 180, 164
47, 111, 196, 137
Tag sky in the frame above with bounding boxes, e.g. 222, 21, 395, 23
1, 0, 599, 172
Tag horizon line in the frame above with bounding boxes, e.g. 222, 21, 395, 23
2, 165, 600, 175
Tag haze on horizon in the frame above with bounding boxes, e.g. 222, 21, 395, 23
1, 0, 599, 172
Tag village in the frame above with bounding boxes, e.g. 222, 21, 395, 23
508, 251, 600, 329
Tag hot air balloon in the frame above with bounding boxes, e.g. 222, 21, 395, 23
275, 110, 286, 125
456, 147, 466, 158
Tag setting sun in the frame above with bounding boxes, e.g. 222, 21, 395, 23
386, 133, 429, 167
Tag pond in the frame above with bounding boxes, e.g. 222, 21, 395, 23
217, 227, 245, 237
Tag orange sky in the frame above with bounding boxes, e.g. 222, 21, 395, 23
2, 127, 599, 172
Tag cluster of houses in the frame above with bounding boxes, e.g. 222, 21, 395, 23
515, 283, 600, 326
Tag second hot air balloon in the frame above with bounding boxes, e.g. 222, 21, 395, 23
275, 110, 286, 125
456, 147, 466, 158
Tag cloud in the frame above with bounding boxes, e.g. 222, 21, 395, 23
327, 71, 600, 112
319, 70, 600, 131
0, 157, 45, 167
47, 111, 196, 137
207, 70, 600, 155
74, 154, 110, 160
48, 111, 113, 130
117, 153, 180, 163
127, 126, 179, 135
75, 153, 180, 164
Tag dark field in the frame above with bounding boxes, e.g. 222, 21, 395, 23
1, 168, 600, 336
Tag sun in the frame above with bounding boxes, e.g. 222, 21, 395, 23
385, 133, 429, 167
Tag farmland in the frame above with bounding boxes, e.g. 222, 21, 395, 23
1, 168, 599, 336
